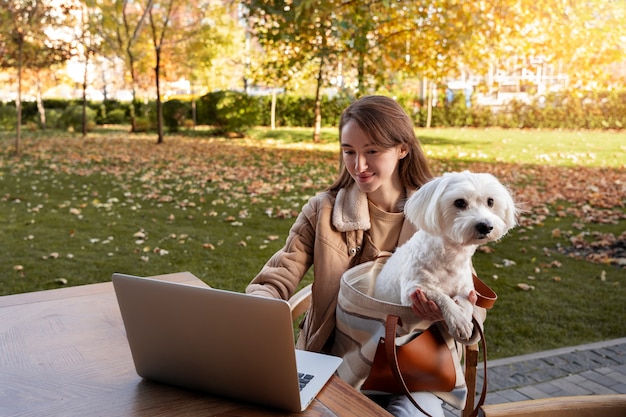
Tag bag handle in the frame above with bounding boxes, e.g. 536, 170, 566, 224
384, 315, 488, 417
467, 317, 488, 417
473, 274, 497, 309
384, 315, 433, 416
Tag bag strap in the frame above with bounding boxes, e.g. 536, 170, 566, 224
384, 315, 489, 417
384, 314, 433, 417
473, 274, 497, 309
468, 317, 488, 417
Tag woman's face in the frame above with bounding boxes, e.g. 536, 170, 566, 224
340, 120, 407, 197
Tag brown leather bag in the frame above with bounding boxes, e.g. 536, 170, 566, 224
360, 274, 495, 417
361, 315, 456, 393
363, 314, 488, 417
361, 274, 496, 395
361, 314, 456, 394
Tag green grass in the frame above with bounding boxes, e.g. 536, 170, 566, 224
415, 127, 626, 168
247, 126, 626, 168
1, 126, 625, 359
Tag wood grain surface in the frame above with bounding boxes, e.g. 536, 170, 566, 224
0, 272, 390, 417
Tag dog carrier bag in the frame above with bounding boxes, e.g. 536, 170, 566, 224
331, 254, 495, 414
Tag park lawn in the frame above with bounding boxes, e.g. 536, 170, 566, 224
250, 126, 626, 168
1, 126, 625, 359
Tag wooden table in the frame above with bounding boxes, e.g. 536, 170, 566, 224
0, 272, 390, 417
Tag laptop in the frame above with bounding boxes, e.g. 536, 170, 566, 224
111, 272, 342, 412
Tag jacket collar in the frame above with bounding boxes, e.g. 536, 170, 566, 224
332, 183, 419, 241
332, 183, 370, 232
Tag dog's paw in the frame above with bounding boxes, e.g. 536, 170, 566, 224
447, 315, 474, 340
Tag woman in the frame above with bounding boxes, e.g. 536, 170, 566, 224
246, 95, 480, 416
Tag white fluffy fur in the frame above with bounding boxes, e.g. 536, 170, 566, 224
373, 171, 518, 340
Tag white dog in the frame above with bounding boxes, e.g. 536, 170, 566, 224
373, 171, 518, 340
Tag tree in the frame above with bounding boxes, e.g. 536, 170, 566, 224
243, 0, 515, 131
242, 0, 341, 142
148, 0, 176, 144
0, 0, 75, 154
77, 1, 100, 137
493, 0, 626, 88
91, 0, 154, 133
169, 2, 240, 127
148, 0, 236, 143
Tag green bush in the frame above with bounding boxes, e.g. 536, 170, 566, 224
96, 100, 132, 125
163, 99, 191, 132
256, 93, 352, 128
58, 105, 97, 132
198, 91, 261, 135
19, 101, 39, 125
2, 88, 624, 133
0, 103, 16, 130
273, 95, 313, 126
42, 99, 69, 111
130, 101, 156, 132
322, 94, 352, 126
103, 108, 127, 125
134, 117, 154, 133
133, 100, 155, 120
45, 109, 63, 130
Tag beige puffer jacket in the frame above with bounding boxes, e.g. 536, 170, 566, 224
246, 183, 418, 352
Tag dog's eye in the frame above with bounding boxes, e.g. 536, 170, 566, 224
454, 199, 468, 209
487, 198, 494, 207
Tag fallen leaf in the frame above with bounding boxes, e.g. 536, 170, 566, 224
503, 259, 516, 267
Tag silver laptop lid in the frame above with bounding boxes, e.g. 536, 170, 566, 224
112, 273, 338, 412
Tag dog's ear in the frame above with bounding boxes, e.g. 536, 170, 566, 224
501, 185, 520, 229
485, 174, 519, 229
404, 176, 447, 234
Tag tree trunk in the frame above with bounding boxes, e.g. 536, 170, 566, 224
312, 58, 324, 143
155, 47, 163, 144
190, 79, 197, 129
35, 72, 47, 130
357, 50, 365, 96
82, 52, 89, 137
15, 41, 23, 156
426, 80, 433, 129
128, 51, 138, 133
271, 88, 277, 130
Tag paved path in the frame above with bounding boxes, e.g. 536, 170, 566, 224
443, 337, 626, 416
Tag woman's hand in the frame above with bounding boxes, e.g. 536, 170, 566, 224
410, 289, 443, 321
410, 289, 478, 321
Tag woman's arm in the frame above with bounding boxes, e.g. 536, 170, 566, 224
246, 203, 317, 300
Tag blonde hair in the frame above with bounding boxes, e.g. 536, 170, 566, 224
328, 95, 432, 192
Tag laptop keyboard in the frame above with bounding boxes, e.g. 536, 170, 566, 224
298, 372, 315, 390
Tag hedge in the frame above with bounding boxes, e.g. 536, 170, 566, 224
2, 89, 624, 133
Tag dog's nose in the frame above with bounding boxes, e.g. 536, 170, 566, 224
476, 222, 493, 235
